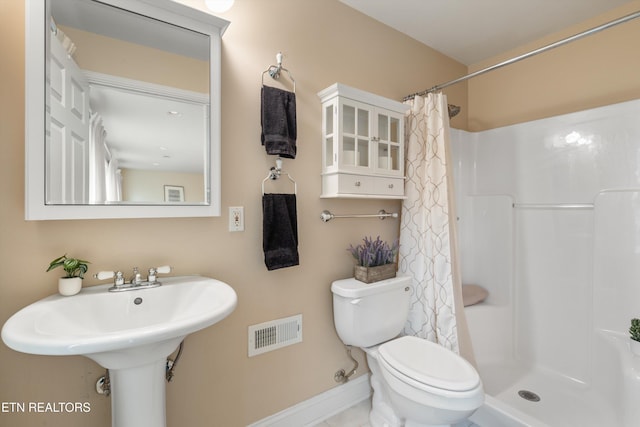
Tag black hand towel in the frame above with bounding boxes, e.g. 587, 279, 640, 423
261, 86, 297, 159
262, 193, 299, 270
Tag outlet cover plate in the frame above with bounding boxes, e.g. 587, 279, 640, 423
229, 206, 244, 231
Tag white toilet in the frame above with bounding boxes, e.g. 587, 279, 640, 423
331, 276, 484, 427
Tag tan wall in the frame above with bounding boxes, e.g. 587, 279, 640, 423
0, 1, 466, 426
467, 1, 640, 131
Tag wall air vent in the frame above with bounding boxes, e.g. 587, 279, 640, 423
248, 314, 302, 357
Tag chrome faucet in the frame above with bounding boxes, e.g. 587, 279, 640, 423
130, 267, 142, 286
94, 266, 172, 292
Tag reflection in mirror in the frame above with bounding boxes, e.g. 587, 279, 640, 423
25, 0, 228, 219
82, 75, 209, 204
49, 0, 209, 205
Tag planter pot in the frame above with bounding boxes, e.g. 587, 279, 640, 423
631, 339, 640, 357
58, 277, 82, 296
354, 263, 397, 284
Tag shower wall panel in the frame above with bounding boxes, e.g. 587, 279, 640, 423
452, 97, 640, 389
593, 190, 640, 334
457, 195, 514, 365
514, 208, 592, 382
461, 98, 640, 205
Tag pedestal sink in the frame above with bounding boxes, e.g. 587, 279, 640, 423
1, 276, 237, 427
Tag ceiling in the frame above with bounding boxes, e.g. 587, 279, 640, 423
89, 86, 208, 173
339, 0, 634, 65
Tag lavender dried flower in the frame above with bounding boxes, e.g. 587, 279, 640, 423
347, 236, 399, 267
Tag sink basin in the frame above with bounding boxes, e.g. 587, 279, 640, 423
1, 275, 237, 427
2, 275, 237, 365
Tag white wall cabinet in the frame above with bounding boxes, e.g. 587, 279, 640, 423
318, 83, 409, 198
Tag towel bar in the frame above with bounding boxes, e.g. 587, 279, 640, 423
320, 209, 398, 222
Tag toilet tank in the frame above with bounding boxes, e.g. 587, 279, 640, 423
331, 276, 412, 347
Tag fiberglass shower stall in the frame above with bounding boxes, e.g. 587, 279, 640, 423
451, 99, 640, 427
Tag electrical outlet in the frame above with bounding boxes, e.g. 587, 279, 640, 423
229, 206, 244, 232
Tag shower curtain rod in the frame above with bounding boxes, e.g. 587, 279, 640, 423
403, 9, 640, 101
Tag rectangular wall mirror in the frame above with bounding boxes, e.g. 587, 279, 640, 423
25, 0, 229, 220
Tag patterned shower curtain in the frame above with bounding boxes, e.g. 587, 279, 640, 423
399, 92, 467, 355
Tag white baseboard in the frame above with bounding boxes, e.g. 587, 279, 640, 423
247, 374, 371, 427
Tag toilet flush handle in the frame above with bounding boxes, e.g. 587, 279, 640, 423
350, 299, 362, 305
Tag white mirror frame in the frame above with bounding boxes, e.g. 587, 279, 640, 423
25, 0, 229, 220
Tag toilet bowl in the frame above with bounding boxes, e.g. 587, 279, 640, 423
376, 336, 484, 426
331, 276, 484, 427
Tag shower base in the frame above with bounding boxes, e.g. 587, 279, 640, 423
470, 361, 616, 426
463, 304, 637, 426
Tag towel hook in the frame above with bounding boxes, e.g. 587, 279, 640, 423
269, 157, 284, 179
262, 157, 297, 195
269, 52, 284, 79
262, 52, 296, 92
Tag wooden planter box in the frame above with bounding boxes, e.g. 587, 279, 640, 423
354, 263, 397, 284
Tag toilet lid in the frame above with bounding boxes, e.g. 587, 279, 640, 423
378, 336, 480, 392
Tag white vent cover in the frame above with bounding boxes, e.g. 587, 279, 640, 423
248, 314, 302, 357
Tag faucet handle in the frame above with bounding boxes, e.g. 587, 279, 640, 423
94, 271, 115, 281
95, 271, 125, 287
156, 265, 172, 274
148, 266, 171, 284
114, 271, 125, 286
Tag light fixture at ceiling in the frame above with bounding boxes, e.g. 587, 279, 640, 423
204, 0, 234, 13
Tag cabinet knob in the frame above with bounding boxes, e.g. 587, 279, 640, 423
388, 184, 394, 189
354, 181, 361, 187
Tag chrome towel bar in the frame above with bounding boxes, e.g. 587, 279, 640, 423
320, 209, 398, 222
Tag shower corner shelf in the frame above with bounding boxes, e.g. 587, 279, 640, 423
318, 83, 409, 199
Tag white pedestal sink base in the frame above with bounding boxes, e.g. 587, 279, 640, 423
110, 358, 167, 427
86, 338, 183, 427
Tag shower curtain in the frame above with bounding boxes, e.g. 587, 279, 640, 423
400, 92, 475, 364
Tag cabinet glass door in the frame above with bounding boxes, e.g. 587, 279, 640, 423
324, 103, 334, 168
377, 113, 401, 173
342, 102, 370, 168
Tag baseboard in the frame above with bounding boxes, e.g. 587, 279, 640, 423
247, 374, 371, 427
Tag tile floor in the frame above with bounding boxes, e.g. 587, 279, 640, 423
313, 399, 371, 427
313, 398, 480, 427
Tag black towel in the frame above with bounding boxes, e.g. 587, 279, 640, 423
262, 193, 299, 270
261, 86, 297, 159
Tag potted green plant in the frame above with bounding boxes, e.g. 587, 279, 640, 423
46, 254, 90, 296
347, 236, 399, 283
630, 318, 640, 356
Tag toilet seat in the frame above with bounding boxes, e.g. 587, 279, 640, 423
378, 336, 480, 393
